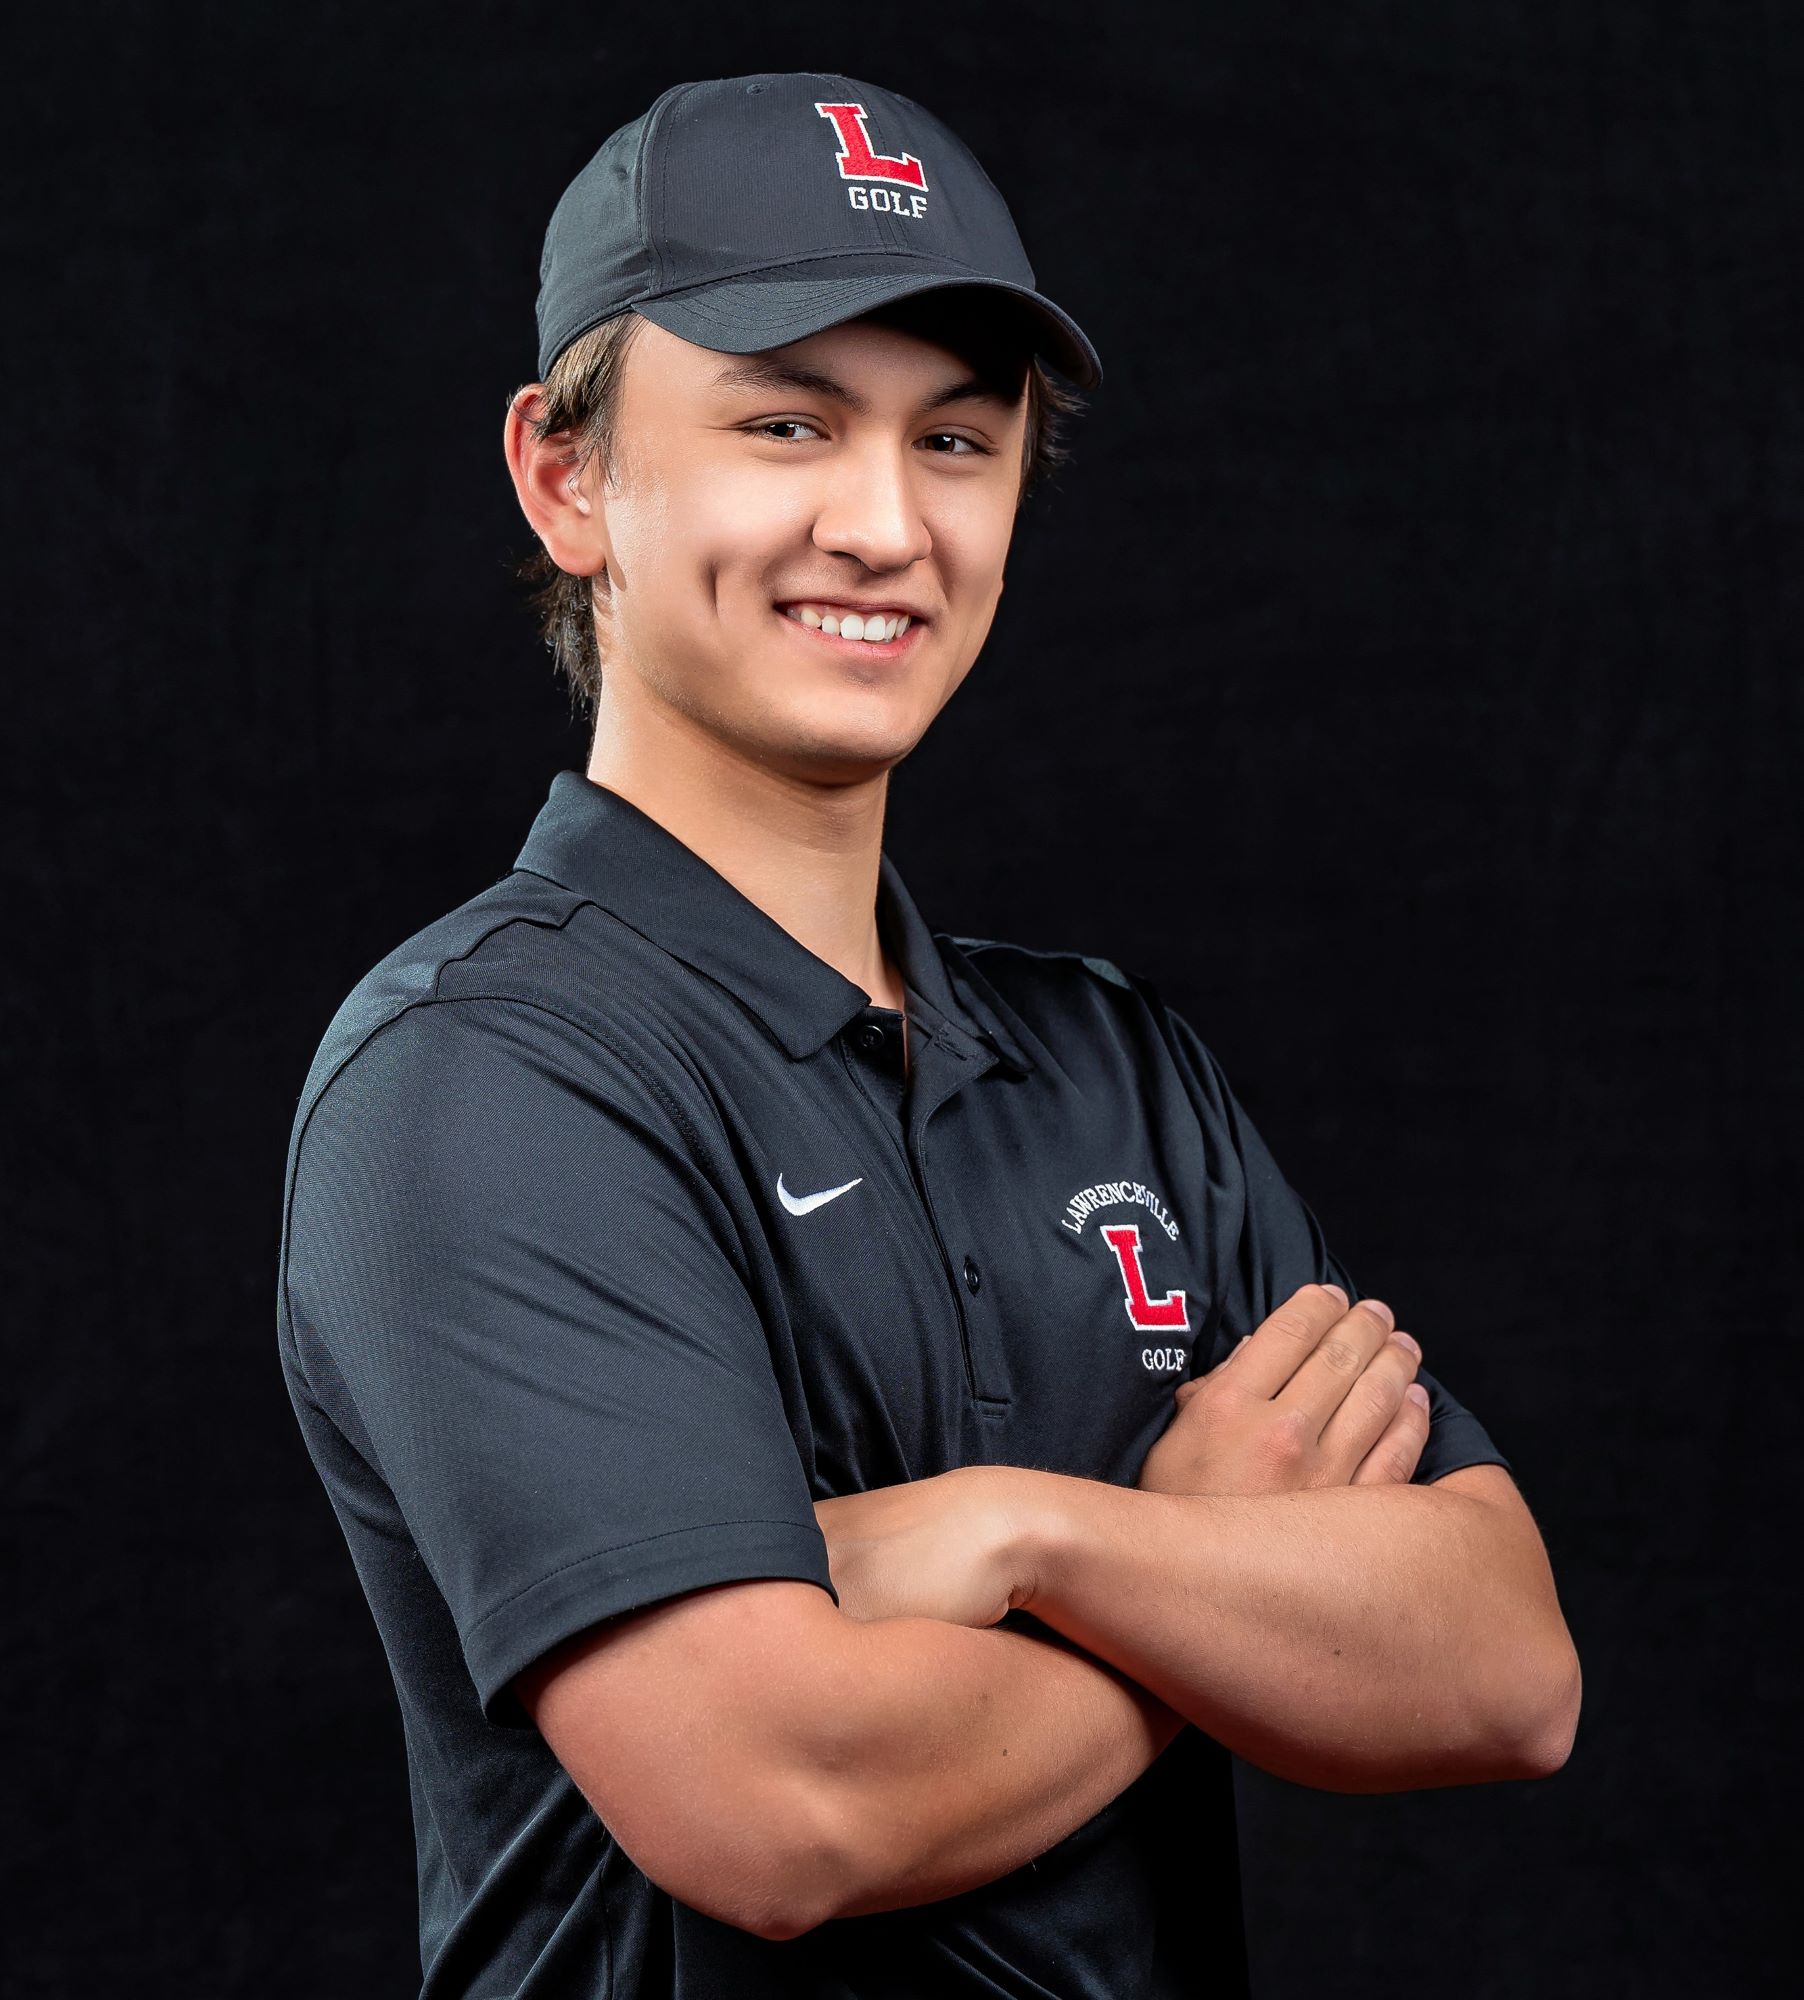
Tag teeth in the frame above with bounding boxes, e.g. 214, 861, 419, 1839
784, 603, 912, 643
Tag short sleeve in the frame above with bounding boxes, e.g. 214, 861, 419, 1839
1154, 999, 1512, 1485
283, 994, 836, 1727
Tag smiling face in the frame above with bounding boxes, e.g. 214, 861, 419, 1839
520, 301, 1032, 790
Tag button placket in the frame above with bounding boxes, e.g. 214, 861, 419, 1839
902, 1039, 1011, 1409
836, 999, 1011, 1410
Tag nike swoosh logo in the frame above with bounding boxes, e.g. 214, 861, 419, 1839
777, 1172, 864, 1217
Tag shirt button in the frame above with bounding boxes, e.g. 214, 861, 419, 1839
963, 1255, 982, 1294
857, 1022, 885, 1052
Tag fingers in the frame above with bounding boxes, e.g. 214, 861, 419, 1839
1176, 1328, 1256, 1408
1318, 1325, 1424, 1472
1281, 1287, 1411, 1434
1169, 1285, 1431, 1494
1346, 1375, 1433, 1486
1227, 1283, 1377, 1404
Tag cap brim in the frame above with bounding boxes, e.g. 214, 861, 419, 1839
629, 252, 1102, 390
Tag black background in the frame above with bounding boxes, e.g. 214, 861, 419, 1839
6, 2, 1796, 1994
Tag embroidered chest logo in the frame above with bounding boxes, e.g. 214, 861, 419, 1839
777, 1171, 863, 1216
1060, 1177, 1191, 1371
1098, 1223, 1190, 1332
814, 101, 930, 221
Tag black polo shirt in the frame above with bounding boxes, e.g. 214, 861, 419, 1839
277, 768, 1510, 2000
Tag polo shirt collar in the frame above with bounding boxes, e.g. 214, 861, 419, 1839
512, 770, 1035, 1072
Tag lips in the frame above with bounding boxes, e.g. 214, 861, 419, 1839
774, 604, 926, 658
776, 599, 930, 628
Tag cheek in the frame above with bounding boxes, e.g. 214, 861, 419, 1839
930, 484, 1015, 589
969, 502, 1019, 580
634, 481, 804, 615
603, 484, 676, 591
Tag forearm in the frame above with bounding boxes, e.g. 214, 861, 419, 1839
1014, 1474, 1571, 1793
791, 1610, 1184, 1927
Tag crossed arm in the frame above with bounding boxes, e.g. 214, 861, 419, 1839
790, 1283, 1582, 1929
526, 1293, 1580, 1937
1000, 1455, 1579, 1789
788, 1455, 1578, 1930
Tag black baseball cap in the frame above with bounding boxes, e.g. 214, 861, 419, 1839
535, 72, 1102, 391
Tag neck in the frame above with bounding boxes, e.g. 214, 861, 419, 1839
585, 691, 906, 1013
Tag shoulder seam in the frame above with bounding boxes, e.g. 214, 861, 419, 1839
305, 989, 713, 1167
427, 890, 586, 1002
942, 933, 1135, 990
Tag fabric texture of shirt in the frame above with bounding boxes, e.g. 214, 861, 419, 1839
276, 768, 1512, 1999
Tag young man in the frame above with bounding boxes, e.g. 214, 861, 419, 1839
277, 73, 1579, 1999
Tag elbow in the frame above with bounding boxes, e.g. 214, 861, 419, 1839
701, 1861, 820, 1944
601, 1774, 845, 1943
681, 1776, 854, 1943
1505, 1637, 1582, 1780
678, 1659, 876, 1939
745, 1885, 833, 1944
733, 1894, 824, 1946
750, 1770, 867, 1939
675, 1846, 839, 1946
734, 1821, 842, 1942
1526, 1639, 1583, 1776
647, 1855, 828, 1946
1453, 1635, 1582, 1786
629, 1852, 796, 1944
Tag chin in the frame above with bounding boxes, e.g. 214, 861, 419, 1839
739, 664, 920, 744
756, 710, 926, 783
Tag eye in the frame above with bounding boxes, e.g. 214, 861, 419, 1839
742, 420, 994, 456
745, 419, 825, 443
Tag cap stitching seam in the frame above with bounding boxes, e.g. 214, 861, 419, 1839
636, 245, 994, 303
642, 80, 695, 297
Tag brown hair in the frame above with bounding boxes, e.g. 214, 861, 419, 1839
508, 292, 1088, 721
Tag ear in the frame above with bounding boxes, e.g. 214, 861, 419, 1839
504, 384, 611, 579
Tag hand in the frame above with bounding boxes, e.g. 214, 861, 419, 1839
812, 1465, 1028, 1628
1135, 1282, 1430, 1497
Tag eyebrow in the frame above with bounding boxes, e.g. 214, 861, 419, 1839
708, 355, 1020, 415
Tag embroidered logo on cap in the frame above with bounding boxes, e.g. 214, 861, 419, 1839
815, 101, 930, 220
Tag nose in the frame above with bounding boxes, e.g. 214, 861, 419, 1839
810, 439, 934, 575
